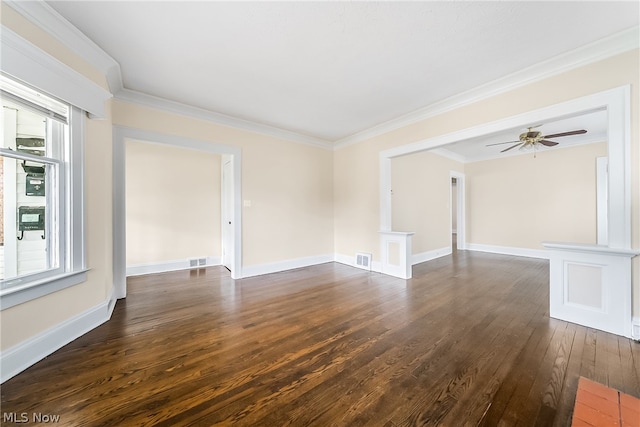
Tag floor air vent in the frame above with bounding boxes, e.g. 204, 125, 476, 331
355, 252, 372, 271
190, 258, 207, 268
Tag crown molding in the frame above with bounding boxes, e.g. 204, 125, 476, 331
1, 26, 111, 118
334, 26, 639, 150
114, 89, 333, 150
3, 0, 123, 94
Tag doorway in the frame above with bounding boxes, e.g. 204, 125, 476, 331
221, 156, 233, 271
112, 126, 243, 300
450, 171, 465, 251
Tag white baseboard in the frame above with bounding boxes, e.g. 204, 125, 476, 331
632, 317, 640, 341
1, 298, 114, 383
412, 246, 452, 265
334, 253, 383, 273
126, 256, 221, 277
241, 254, 335, 278
466, 243, 549, 259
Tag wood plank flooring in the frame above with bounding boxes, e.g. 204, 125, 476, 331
2, 249, 639, 426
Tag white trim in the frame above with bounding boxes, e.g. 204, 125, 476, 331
241, 254, 334, 278
0, 270, 88, 310
69, 107, 86, 270
126, 257, 221, 277
0, 26, 112, 118
112, 129, 127, 298
632, 317, 640, 341
546, 245, 635, 338
335, 26, 639, 149
450, 171, 466, 250
0, 297, 112, 383
3, 0, 123, 93
221, 156, 234, 272
334, 253, 383, 273
115, 89, 333, 150
112, 126, 243, 299
596, 157, 609, 246
2, 108, 18, 279
542, 242, 640, 258
466, 243, 549, 260
412, 246, 452, 265
379, 231, 414, 279
0, 93, 87, 310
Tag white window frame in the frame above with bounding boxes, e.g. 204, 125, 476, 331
0, 93, 87, 310
0, 24, 109, 310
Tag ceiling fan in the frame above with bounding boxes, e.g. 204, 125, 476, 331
487, 126, 587, 153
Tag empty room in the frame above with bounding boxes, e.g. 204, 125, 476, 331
1, 1, 639, 426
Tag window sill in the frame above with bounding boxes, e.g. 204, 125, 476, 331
0, 269, 89, 310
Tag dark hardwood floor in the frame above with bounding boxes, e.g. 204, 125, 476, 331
2, 249, 639, 426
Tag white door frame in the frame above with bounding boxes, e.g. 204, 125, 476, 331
112, 126, 243, 299
449, 171, 465, 250
596, 156, 609, 246
221, 155, 234, 271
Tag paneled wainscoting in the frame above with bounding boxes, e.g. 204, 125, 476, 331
2, 250, 639, 426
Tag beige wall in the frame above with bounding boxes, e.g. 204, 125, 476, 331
391, 151, 463, 254
125, 140, 221, 265
112, 100, 335, 267
334, 49, 639, 316
466, 143, 607, 249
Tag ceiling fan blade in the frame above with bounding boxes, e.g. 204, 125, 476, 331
486, 140, 519, 147
501, 142, 523, 153
543, 129, 587, 139
538, 139, 559, 147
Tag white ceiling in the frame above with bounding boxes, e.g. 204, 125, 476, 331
47, 1, 638, 145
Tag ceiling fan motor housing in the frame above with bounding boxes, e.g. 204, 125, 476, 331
520, 130, 543, 143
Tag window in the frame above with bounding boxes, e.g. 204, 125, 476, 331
0, 75, 86, 309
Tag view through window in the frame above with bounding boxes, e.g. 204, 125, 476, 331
1, 77, 67, 284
